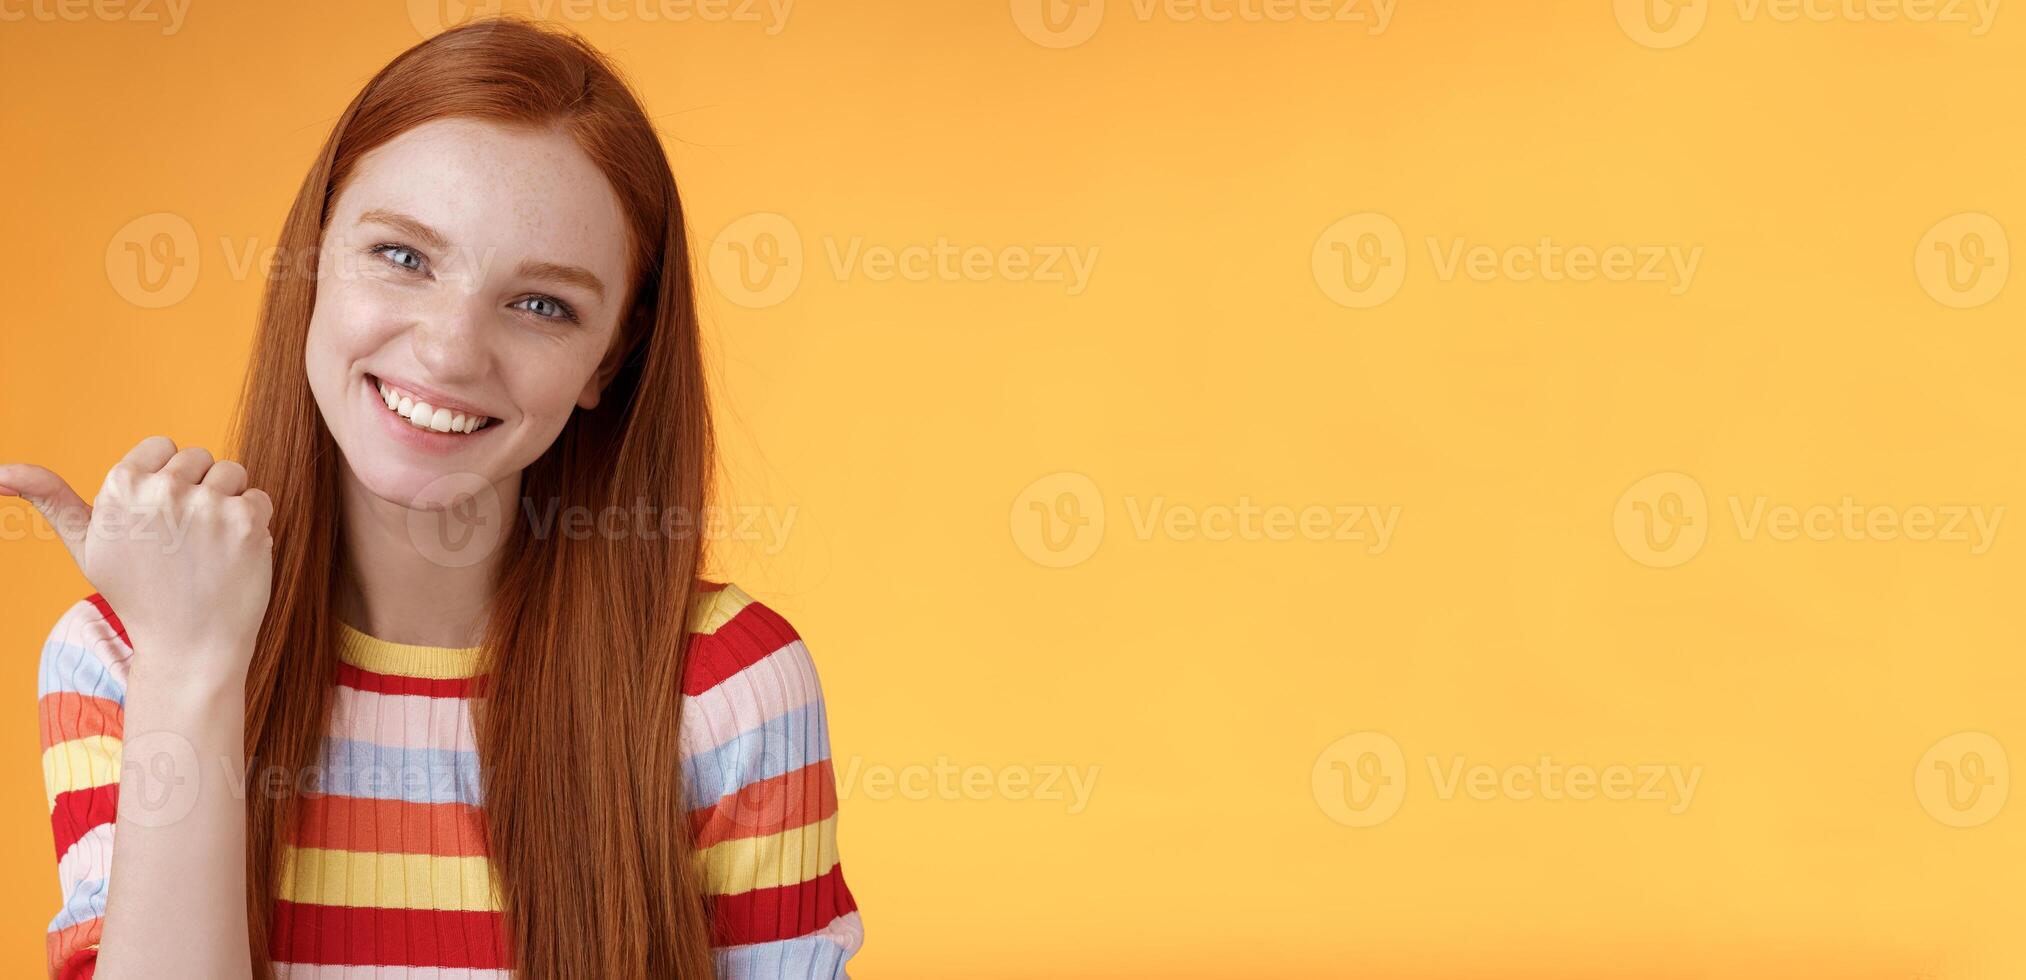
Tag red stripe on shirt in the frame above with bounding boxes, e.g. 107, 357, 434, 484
710, 862, 857, 947
336, 662, 488, 699
691, 759, 839, 849
291, 793, 491, 856
49, 918, 101, 980
82, 593, 128, 648
269, 900, 512, 969
683, 601, 801, 696
40, 691, 124, 745
51, 783, 118, 858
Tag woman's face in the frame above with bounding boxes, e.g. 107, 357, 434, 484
304, 116, 632, 507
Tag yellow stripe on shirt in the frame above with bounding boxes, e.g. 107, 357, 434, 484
42, 736, 121, 810
689, 583, 754, 636
278, 845, 503, 911
696, 812, 840, 895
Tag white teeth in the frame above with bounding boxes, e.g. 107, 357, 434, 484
373, 377, 491, 433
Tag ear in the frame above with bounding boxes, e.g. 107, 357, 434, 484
576, 356, 619, 411
580, 305, 645, 410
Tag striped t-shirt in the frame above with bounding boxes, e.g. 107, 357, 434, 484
37, 583, 862, 978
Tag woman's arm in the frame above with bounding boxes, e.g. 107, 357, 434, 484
38, 597, 256, 980
684, 586, 863, 978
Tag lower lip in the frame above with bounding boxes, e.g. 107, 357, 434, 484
364, 375, 498, 455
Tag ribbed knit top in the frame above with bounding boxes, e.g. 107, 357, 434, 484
37, 585, 862, 978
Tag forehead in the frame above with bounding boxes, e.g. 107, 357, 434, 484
333, 116, 630, 279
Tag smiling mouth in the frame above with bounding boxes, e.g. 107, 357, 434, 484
368, 374, 497, 434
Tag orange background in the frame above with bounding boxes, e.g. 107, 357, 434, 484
3, 1, 2024, 977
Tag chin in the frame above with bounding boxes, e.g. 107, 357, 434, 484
346, 458, 461, 509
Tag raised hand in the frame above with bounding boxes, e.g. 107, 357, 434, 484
1, 435, 274, 681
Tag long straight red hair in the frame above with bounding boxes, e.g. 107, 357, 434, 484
227, 18, 717, 978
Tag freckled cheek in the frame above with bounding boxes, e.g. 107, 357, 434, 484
486, 332, 599, 427
313, 277, 429, 365
501, 372, 593, 434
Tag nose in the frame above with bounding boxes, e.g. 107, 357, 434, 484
408, 291, 491, 382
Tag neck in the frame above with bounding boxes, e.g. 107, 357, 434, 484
333, 458, 515, 649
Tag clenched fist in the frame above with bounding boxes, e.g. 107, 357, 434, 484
1, 435, 274, 682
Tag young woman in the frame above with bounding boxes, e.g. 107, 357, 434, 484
4, 18, 860, 979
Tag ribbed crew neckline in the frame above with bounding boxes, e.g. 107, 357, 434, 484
334, 619, 486, 679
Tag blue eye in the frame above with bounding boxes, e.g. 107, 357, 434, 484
370, 243, 426, 274
513, 295, 579, 323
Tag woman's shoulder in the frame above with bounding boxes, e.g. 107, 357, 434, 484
681, 580, 821, 699
38, 593, 135, 703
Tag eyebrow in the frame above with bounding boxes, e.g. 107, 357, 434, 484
515, 260, 607, 301
357, 208, 608, 301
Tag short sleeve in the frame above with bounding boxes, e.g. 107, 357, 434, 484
681, 584, 863, 978
37, 595, 134, 980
